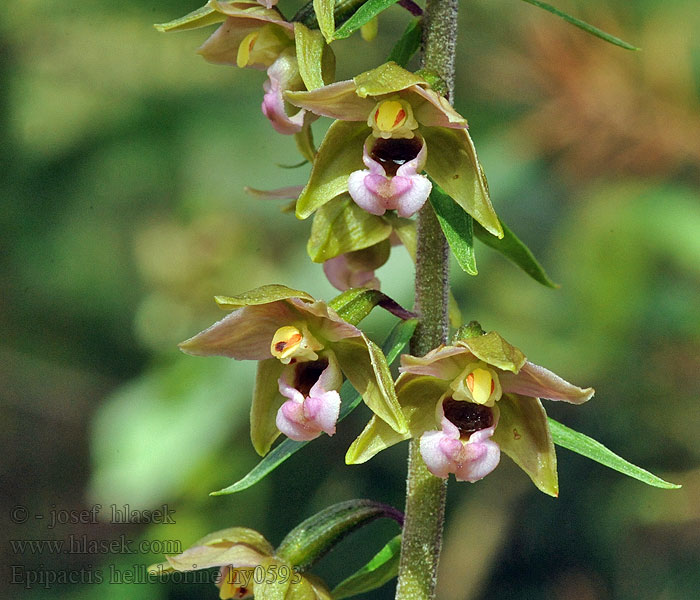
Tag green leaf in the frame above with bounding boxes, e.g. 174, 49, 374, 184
214, 284, 314, 310
307, 195, 393, 262
294, 23, 327, 91
334, 0, 401, 40
210, 319, 417, 495
296, 121, 367, 219
520, 0, 639, 51
549, 418, 681, 489
387, 19, 422, 67
314, 0, 336, 43
429, 181, 478, 275
276, 500, 402, 569
329, 287, 415, 325
154, 5, 224, 32
473, 219, 558, 288
332, 534, 401, 599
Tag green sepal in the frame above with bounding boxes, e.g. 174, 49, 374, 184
210, 319, 417, 495
520, 0, 639, 51
334, 338, 408, 433
154, 4, 224, 32
423, 127, 503, 238
493, 394, 559, 497
461, 331, 527, 372
276, 500, 402, 569
314, 0, 336, 43
307, 195, 393, 262
429, 180, 478, 275
215, 284, 314, 310
296, 121, 367, 219
334, 0, 400, 40
254, 557, 293, 600
329, 287, 415, 326
346, 375, 448, 464
251, 359, 286, 456
331, 534, 401, 599
388, 19, 422, 67
549, 418, 681, 489
353, 61, 425, 97
294, 23, 327, 91
474, 219, 558, 288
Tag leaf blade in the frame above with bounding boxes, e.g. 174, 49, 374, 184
387, 19, 422, 67
334, 0, 401, 40
520, 0, 639, 51
429, 181, 478, 275
549, 418, 681, 489
332, 534, 401, 599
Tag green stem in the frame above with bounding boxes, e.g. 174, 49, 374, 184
395, 1, 458, 598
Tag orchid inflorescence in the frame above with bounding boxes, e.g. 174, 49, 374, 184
151, 1, 675, 598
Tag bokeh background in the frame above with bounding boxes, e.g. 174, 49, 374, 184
2, 0, 699, 598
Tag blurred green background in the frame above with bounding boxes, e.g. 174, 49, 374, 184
2, 0, 699, 598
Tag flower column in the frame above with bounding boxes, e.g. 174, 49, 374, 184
396, 0, 458, 598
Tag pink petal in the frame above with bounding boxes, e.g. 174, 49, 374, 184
262, 56, 305, 135
500, 361, 594, 404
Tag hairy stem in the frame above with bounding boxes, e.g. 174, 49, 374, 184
395, 1, 458, 599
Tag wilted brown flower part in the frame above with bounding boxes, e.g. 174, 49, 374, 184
475, 10, 700, 181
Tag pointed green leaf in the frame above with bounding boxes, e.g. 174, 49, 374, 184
154, 5, 225, 32
388, 18, 422, 67
423, 127, 503, 238
210, 319, 417, 495
276, 500, 402, 569
548, 418, 681, 489
520, 0, 639, 51
214, 284, 314, 310
332, 534, 401, 599
294, 23, 327, 91
334, 338, 408, 433
473, 219, 558, 288
307, 195, 393, 262
334, 0, 401, 40
493, 394, 559, 497
251, 359, 286, 456
329, 287, 414, 325
314, 0, 336, 43
429, 181, 478, 275
296, 121, 367, 219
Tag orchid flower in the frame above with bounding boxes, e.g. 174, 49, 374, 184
346, 328, 594, 496
286, 62, 503, 237
156, 2, 333, 135
149, 527, 331, 600
179, 285, 407, 455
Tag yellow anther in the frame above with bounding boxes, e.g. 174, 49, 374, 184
271, 326, 303, 360
373, 100, 408, 133
466, 368, 495, 405
236, 31, 259, 68
270, 325, 322, 364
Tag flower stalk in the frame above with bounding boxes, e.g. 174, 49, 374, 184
395, 0, 459, 598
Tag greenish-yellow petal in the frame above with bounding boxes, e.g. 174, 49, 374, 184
493, 394, 559, 497
423, 127, 503, 238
